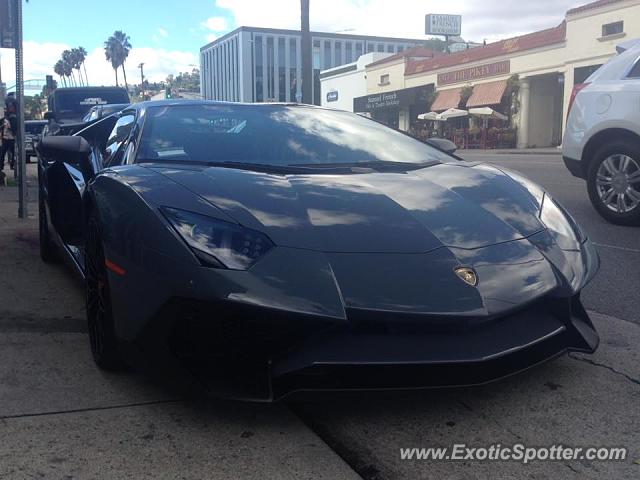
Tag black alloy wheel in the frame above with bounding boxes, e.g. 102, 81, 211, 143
85, 214, 128, 371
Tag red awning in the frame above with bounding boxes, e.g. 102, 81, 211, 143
430, 88, 462, 112
466, 80, 508, 107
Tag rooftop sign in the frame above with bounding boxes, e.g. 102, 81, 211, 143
425, 14, 462, 36
438, 60, 510, 86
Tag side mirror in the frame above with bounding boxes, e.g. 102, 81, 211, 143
37, 135, 91, 164
44, 111, 56, 121
426, 138, 457, 154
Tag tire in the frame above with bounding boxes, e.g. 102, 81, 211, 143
85, 213, 128, 371
587, 139, 640, 226
39, 195, 58, 263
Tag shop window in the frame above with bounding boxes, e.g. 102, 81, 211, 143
602, 21, 623, 37
574, 64, 602, 84
379, 74, 390, 86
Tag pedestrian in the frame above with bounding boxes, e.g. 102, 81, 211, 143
0, 99, 18, 174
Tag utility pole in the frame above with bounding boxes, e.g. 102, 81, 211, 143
300, 0, 312, 104
14, 0, 26, 218
138, 62, 145, 100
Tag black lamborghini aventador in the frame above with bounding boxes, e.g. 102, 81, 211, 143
37, 100, 600, 400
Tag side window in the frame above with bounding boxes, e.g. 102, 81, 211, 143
104, 114, 135, 166
627, 59, 640, 79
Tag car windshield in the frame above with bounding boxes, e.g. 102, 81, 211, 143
136, 104, 451, 166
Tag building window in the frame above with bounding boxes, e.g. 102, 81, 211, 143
335, 41, 342, 66
345, 42, 353, 63
379, 74, 390, 86
397, 46, 404, 53
602, 21, 623, 37
387, 45, 394, 53
278, 37, 286, 102
324, 40, 332, 69
267, 36, 274, 101
255, 36, 263, 102
574, 64, 602, 84
313, 40, 321, 69
377, 43, 384, 52
290, 38, 298, 101
356, 43, 363, 58
367, 43, 374, 53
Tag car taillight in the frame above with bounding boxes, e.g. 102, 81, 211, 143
567, 82, 590, 119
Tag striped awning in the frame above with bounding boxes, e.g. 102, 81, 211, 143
466, 80, 508, 107
430, 88, 462, 112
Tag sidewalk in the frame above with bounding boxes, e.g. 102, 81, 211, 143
458, 146, 562, 155
0, 164, 361, 480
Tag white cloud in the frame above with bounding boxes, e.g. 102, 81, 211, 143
158, 27, 169, 38
2, 41, 198, 89
206, 33, 218, 43
215, 0, 586, 42
202, 16, 228, 32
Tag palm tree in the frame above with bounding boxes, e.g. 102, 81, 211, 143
61, 50, 76, 86
70, 48, 85, 86
104, 31, 132, 89
78, 47, 89, 86
104, 38, 120, 86
54, 60, 66, 87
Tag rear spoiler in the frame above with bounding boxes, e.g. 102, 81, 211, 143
616, 38, 640, 54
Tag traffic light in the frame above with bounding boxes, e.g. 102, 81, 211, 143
165, 87, 172, 99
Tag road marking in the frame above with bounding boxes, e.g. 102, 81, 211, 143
592, 242, 640, 254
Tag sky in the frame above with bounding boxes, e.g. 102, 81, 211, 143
2, 0, 588, 91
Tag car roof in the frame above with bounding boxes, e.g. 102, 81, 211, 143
53, 86, 128, 92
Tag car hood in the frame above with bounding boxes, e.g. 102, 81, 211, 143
150, 162, 546, 253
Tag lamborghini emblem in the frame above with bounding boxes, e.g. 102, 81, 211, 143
454, 267, 478, 286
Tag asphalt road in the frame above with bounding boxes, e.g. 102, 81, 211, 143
459, 151, 639, 325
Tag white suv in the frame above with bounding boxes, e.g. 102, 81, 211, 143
562, 39, 640, 225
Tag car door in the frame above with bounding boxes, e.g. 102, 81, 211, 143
44, 113, 135, 249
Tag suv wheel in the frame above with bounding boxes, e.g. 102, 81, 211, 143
587, 140, 640, 226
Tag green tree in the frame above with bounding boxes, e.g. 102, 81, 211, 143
61, 50, 76, 86
54, 60, 66, 87
78, 47, 89, 85
104, 31, 132, 89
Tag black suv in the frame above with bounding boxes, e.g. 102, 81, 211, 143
44, 87, 130, 136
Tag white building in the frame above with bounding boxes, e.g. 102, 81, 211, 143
323, 0, 640, 147
199, 27, 424, 105
320, 52, 392, 111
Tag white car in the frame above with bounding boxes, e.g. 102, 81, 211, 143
562, 39, 640, 225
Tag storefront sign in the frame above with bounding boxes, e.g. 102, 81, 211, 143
425, 14, 462, 36
364, 91, 400, 110
326, 91, 339, 102
438, 60, 510, 86
353, 85, 433, 113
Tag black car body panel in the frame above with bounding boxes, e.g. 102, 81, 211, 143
37, 101, 600, 401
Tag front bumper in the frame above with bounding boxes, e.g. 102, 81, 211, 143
126, 292, 598, 401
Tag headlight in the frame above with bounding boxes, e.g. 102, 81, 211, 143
539, 193, 585, 250
161, 207, 274, 270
